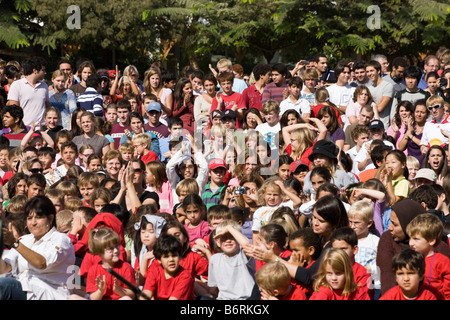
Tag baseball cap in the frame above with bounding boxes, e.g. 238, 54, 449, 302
222, 109, 236, 120
211, 110, 222, 119
368, 119, 384, 130
98, 71, 109, 79
147, 101, 162, 113
209, 158, 227, 170
289, 160, 309, 175
108, 70, 116, 79
414, 168, 437, 182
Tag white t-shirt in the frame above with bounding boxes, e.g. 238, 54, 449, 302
279, 96, 311, 116
420, 115, 450, 147
354, 139, 395, 173
326, 83, 355, 108
355, 233, 381, 289
255, 122, 281, 150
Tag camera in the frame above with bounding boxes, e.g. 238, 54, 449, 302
441, 77, 448, 87
234, 187, 247, 195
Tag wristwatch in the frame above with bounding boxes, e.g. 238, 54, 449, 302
13, 240, 20, 249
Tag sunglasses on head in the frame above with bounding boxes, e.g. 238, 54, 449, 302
427, 104, 442, 111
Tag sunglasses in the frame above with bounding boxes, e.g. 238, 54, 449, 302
427, 104, 442, 111
30, 168, 43, 174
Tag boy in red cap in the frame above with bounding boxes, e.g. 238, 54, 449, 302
202, 158, 227, 211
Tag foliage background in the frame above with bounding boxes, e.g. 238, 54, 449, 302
1, 0, 449, 76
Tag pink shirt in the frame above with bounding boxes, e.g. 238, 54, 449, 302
7, 77, 49, 126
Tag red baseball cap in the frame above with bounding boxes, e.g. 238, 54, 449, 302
289, 160, 309, 175
209, 158, 227, 170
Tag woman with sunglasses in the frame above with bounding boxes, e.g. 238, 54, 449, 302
397, 100, 428, 167
420, 95, 450, 155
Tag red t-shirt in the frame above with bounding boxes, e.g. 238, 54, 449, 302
86, 260, 136, 300
255, 249, 291, 271
210, 91, 246, 113
141, 150, 159, 164
309, 285, 371, 300
180, 251, 209, 278
359, 168, 377, 182
278, 283, 308, 300
379, 285, 437, 300
424, 252, 450, 300
242, 84, 263, 111
285, 143, 314, 168
143, 260, 195, 300
353, 262, 371, 295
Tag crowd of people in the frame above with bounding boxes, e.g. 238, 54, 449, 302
0, 48, 449, 301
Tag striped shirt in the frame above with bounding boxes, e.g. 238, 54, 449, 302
201, 182, 226, 211
76, 88, 104, 117
261, 82, 288, 105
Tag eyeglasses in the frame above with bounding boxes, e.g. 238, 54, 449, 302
30, 168, 43, 174
427, 104, 442, 111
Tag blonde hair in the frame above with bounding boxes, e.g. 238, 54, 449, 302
52, 69, 67, 81
406, 156, 420, 169
6, 194, 28, 213
313, 248, 358, 295
216, 219, 241, 235
258, 176, 284, 206
270, 216, 299, 237
132, 133, 152, 149
255, 262, 291, 295
88, 226, 121, 256
347, 200, 374, 223
118, 142, 134, 153
216, 58, 232, 70
175, 178, 199, 196
426, 95, 445, 107
261, 99, 280, 115
289, 127, 314, 161
406, 213, 443, 243
56, 209, 73, 233
210, 123, 226, 138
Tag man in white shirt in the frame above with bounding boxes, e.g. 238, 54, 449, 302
326, 61, 355, 117
420, 95, 450, 154
7, 56, 50, 126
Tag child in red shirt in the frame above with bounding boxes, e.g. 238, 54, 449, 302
142, 234, 195, 300
132, 133, 159, 164
256, 262, 307, 300
380, 249, 437, 300
309, 248, 370, 300
255, 224, 291, 271
330, 227, 373, 298
72, 227, 136, 300
288, 228, 322, 298
406, 213, 450, 300
210, 71, 245, 128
